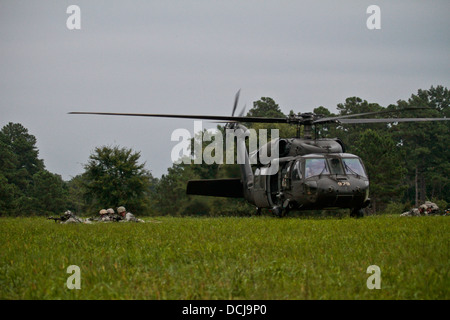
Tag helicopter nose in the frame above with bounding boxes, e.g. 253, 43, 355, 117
317, 179, 369, 203
334, 185, 367, 195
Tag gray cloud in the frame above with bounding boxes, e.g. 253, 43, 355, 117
1, 0, 449, 179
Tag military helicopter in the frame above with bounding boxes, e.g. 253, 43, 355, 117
70, 91, 449, 218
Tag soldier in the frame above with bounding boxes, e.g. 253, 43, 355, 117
106, 208, 121, 221
117, 206, 145, 223
98, 208, 110, 221
61, 210, 84, 224
424, 201, 439, 214
400, 208, 421, 217
48, 210, 97, 224
400, 201, 440, 217
418, 205, 427, 215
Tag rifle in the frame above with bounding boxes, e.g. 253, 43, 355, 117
110, 214, 123, 222
47, 211, 82, 223
47, 216, 63, 223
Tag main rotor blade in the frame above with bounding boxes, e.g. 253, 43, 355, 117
68, 111, 288, 123
314, 107, 430, 124
231, 89, 240, 117
337, 117, 449, 124
238, 104, 246, 117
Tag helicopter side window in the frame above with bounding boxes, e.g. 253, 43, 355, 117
305, 158, 329, 178
342, 158, 367, 178
292, 160, 302, 180
328, 158, 345, 175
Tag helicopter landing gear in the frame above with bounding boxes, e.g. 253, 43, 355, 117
272, 199, 291, 218
272, 206, 285, 218
350, 208, 364, 218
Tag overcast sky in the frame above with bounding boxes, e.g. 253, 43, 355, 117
1, 0, 449, 180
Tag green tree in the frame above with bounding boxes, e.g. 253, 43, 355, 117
354, 129, 407, 213
83, 146, 154, 214
336, 97, 383, 115
313, 106, 338, 139
245, 97, 296, 138
66, 174, 90, 214
0, 122, 49, 216
153, 163, 200, 215
246, 97, 285, 118
0, 174, 20, 216
30, 170, 67, 216
0, 123, 44, 191
0, 138, 17, 180
334, 97, 385, 153
390, 85, 450, 205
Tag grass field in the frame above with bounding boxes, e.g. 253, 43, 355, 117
0, 215, 448, 300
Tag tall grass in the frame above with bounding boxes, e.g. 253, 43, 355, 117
0, 216, 448, 299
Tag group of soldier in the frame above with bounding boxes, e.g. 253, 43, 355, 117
97, 206, 145, 223
400, 201, 444, 217
48, 206, 145, 224
48, 201, 448, 222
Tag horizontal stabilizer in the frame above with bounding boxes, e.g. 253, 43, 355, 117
187, 179, 244, 198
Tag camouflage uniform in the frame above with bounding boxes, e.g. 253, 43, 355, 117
104, 208, 120, 222
97, 209, 106, 221
117, 206, 145, 223
424, 201, 439, 214
61, 211, 85, 223
101, 215, 112, 222
401, 208, 421, 217
400, 201, 439, 216
124, 212, 144, 223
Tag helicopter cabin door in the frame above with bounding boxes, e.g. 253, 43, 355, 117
265, 161, 290, 207
252, 168, 270, 208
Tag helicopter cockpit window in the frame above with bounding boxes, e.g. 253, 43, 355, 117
328, 158, 345, 175
292, 161, 302, 180
342, 158, 367, 178
305, 158, 329, 178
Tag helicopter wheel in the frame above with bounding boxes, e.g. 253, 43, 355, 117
350, 208, 364, 218
255, 207, 262, 216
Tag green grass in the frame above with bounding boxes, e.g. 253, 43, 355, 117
0, 216, 448, 299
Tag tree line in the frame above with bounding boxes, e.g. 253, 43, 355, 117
0, 85, 448, 217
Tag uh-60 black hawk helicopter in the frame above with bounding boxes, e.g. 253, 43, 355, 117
70, 91, 449, 218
